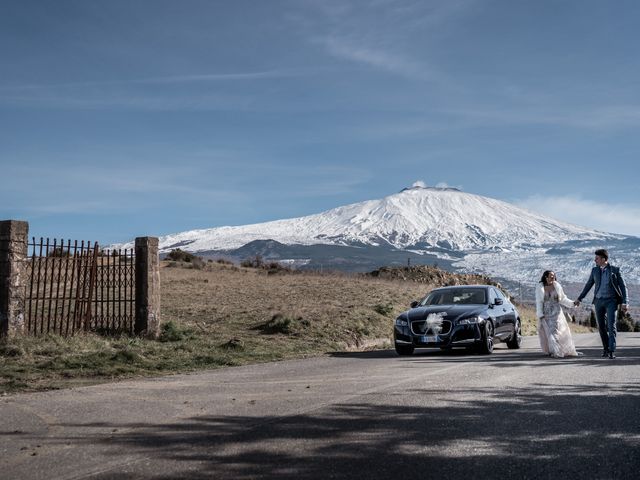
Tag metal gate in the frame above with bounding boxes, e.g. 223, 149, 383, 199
25, 238, 135, 336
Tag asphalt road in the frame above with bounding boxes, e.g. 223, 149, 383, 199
2, 332, 640, 479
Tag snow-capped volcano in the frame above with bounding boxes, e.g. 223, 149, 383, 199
117, 185, 640, 286
151, 185, 615, 253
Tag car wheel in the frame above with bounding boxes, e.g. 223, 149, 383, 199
478, 321, 494, 354
395, 345, 415, 356
507, 319, 522, 349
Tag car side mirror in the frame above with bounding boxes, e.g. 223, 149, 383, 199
410, 301, 419, 308
494, 298, 503, 306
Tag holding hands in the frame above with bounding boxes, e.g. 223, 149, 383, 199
572, 299, 628, 313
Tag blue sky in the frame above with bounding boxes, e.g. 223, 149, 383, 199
2, 0, 640, 244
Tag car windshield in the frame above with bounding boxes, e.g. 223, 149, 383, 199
421, 288, 487, 306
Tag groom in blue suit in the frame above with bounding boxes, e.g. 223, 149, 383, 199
574, 249, 628, 359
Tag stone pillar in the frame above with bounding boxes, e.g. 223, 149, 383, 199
135, 237, 160, 338
0, 220, 29, 338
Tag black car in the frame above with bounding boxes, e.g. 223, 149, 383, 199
393, 285, 522, 355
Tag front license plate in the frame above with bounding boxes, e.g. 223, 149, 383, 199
420, 335, 437, 343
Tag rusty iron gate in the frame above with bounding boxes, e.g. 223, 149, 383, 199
25, 238, 135, 336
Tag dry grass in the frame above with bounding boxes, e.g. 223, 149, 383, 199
161, 262, 431, 350
0, 261, 592, 394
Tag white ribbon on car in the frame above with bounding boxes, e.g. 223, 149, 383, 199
425, 312, 445, 334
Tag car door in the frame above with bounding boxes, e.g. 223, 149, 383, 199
492, 287, 516, 338
489, 287, 509, 337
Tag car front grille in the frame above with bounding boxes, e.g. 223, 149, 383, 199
411, 319, 452, 335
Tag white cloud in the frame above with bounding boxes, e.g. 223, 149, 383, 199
409, 180, 463, 191
0, 90, 254, 111
516, 195, 640, 237
0, 70, 298, 91
315, 35, 439, 81
0, 70, 302, 111
1, 164, 248, 216
294, 0, 471, 83
435, 181, 462, 190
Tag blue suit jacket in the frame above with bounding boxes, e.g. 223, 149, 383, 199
577, 265, 628, 305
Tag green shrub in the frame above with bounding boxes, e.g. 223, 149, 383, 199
260, 314, 297, 334
374, 303, 394, 316
221, 337, 245, 350
47, 246, 71, 257
166, 248, 192, 261
241, 255, 293, 274
165, 249, 205, 269
112, 349, 140, 363
159, 321, 192, 342
241, 255, 264, 268
351, 319, 372, 337
0, 343, 24, 357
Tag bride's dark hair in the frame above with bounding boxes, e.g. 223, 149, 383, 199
540, 270, 555, 284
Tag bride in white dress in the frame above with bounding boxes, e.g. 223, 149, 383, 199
535, 270, 579, 358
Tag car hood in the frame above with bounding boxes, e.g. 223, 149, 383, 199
403, 305, 485, 322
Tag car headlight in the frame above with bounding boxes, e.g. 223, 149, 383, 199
457, 317, 480, 325
395, 318, 408, 327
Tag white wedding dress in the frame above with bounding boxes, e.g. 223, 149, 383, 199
538, 288, 578, 358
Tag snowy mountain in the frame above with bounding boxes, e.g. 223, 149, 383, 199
151, 186, 615, 251
117, 185, 640, 286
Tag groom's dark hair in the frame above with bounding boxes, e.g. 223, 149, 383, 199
595, 248, 609, 260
